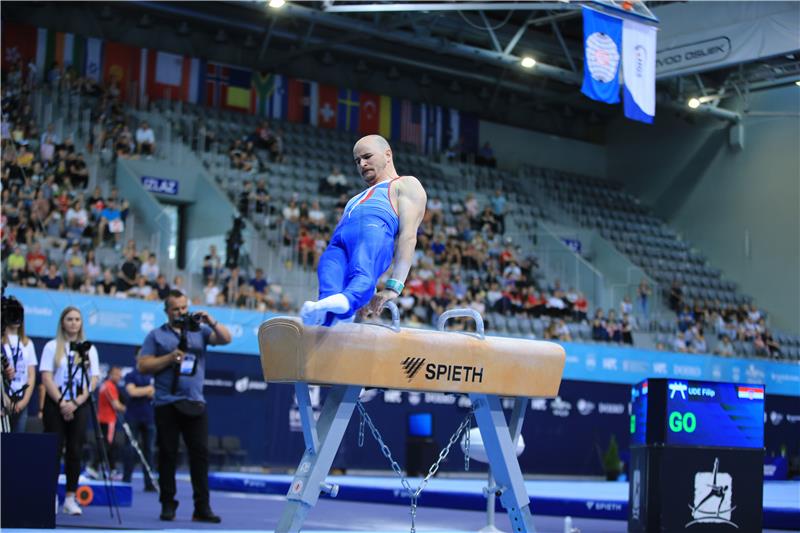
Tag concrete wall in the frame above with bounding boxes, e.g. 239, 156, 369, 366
607, 86, 800, 333
479, 120, 607, 178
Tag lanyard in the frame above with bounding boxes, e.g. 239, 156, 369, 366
3, 338, 21, 369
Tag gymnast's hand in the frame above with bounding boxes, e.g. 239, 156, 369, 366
362, 290, 398, 319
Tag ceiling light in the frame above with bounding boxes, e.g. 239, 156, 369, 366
521, 56, 536, 69
795, 80, 800, 87
420, 74, 431, 87
355, 59, 368, 73
177, 21, 190, 36
449, 80, 462, 93
687, 97, 701, 109
388, 66, 400, 80
215, 29, 227, 43
269, 0, 286, 8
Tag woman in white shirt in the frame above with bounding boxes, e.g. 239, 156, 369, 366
40, 307, 100, 516
2, 316, 38, 433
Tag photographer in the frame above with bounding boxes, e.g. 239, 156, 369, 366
40, 307, 100, 516
137, 290, 231, 523
2, 309, 37, 433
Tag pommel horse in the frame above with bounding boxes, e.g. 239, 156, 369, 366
258, 308, 565, 532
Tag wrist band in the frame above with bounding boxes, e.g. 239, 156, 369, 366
385, 279, 404, 295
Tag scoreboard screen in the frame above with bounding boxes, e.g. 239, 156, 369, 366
629, 378, 764, 449
665, 380, 764, 449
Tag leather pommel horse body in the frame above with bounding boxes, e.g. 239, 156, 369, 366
258, 309, 566, 532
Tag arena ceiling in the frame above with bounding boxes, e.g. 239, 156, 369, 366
6, 1, 799, 142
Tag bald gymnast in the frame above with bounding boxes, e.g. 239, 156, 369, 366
300, 135, 427, 326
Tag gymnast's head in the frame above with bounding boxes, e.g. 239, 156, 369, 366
353, 134, 395, 186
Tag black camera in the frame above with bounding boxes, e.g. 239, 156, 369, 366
70, 340, 93, 353
173, 313, 203, 332
1, 294, 24, 329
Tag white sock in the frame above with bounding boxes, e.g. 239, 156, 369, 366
316, 293, 350, 314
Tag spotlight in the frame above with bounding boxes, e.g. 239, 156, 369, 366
177, 21, 190, 36
269, 0, 286, 8
321, 51, 334, 65
795, 80, 800, 87
138, 14, 152, 28
687, 97, 701, 109
387, 66, 400, 80
215, 29, 227, 43
355, 59, 368, 73
420, 74, 431, 87
449, 80, 462, 93
521, 56, 536, 69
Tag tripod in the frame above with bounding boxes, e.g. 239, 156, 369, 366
60, 352, 122, 523
103, 388, 159, 495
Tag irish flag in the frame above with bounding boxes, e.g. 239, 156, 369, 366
36, 29, 87, 77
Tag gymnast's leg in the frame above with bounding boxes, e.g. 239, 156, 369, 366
300, 237, 349, 325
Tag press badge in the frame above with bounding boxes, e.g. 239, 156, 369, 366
179, 353, 198, 376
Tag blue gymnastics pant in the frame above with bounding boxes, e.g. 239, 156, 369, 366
317, 217, 395, 326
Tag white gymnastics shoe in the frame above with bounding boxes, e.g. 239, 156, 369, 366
62, 495, 83, 516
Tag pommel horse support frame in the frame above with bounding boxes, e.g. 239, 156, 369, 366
258, 308, 566, 532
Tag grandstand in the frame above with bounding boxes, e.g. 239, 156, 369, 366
1, 1, 798, 532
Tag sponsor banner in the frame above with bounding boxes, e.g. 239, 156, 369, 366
7, 287, 800, 396
141, 175, 179, 196
654, 2, 800, 78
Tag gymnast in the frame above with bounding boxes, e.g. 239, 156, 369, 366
300, 134, 427, 326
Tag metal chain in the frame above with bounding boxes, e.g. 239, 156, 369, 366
355, 400, 474, 533
463, 414, 472, 472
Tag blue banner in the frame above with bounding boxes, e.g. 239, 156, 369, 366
141, 175, 179, 195
581, 7, 622, 104
7, 287, 800, 396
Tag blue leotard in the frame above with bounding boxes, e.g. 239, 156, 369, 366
317, 178, 400, 325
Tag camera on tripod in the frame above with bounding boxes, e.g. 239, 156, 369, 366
173, 313, 203, 333
70, 340, 93, 354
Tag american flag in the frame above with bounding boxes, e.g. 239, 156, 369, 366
400, 100, 423, 152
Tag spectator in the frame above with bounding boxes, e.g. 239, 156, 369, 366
691, 329, 708, 354
68, 153, 89, 189
97, 269, 117, 296
591, 309, 608, 341
135, 121, 156, 156
39, 263, 64, 290
672, 332, 688, 353
490, 189, 507, 234
129, 275, 155, 300
116, 249, 139, 292
153, 275, 171, 301
427, 196, 444, 226
6, 245, 26, 281
121, 362, 157, 492
250, 268, 268, 296
715, 335, 735, 357
307, 200, 327, 232
203, 278, 221, 305
140, 253, 159, 282
476, 141, 496, 168
94, 366, 126, 477
202, 245, 222, 283
637, 280, 651, 319
321, 166, 348, 196
84, 249, 101, 284
172, 275, 186, 295
98, 199, 124, 247
668, 280, 683, 312
298, 229, 317, 270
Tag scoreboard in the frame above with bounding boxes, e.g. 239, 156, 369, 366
630, 379, 764, 449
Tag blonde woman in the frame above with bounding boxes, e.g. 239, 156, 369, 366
40, 307, 100, 516
2, 314, 38, 433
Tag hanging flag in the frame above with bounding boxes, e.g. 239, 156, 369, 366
1, 22, 37, 71
251, 72, 276, 117
444, 108, 460, 151
378, 95, 402, 141
358, 91, 380, 134
301, 80, 319, 126
581, 7, 622, 104
459, 111, 480, 154
225, 67, 252, 111
36, 29, 87, 78
424, 105, 443, 155
205, 62, 228, 108
272, 74, 287, 120
85, 38, 103, 82
337, 89, 360, 132
622, 19, 657, 124
400, 100, 424, 152
145, 50, 203, 103
317, 84, 338, 129
102, 41, 142, 102
285, 78, 304, 122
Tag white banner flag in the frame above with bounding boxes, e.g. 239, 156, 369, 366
622, 19, 657, 124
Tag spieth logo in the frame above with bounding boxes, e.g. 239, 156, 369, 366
401, 357, 427, 382
770, 411, 784, 426
401, 357, 485, 384
686, 458, 738, 528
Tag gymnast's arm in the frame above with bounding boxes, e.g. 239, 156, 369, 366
364, 176, 426, 316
